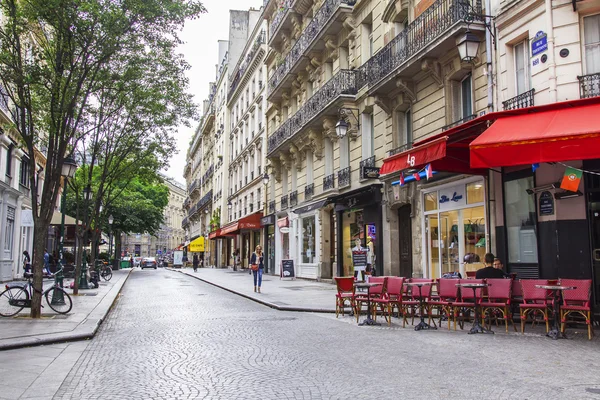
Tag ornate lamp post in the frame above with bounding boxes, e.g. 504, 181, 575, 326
108, 214, 114, 269
80, 185, 93, 289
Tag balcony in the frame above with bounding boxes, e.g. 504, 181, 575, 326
281, 195, 288, 210
269, 200, 276, 214
357, 0, 483, 95
359, 156, 375, 180
323, 174, 335, 191
202, 164, 214, 185
442, 114, 476, 131
338, 167, 351, 188
267, 69, 358, 155
228, 30, 266, 102
304, 183, 314, 200
388, 143, 412, 157
290, 190, 298, 207
268, 0, 355, 100
503, 89, 535, 110
579, 73, 600, 99
269, 0, 293, 46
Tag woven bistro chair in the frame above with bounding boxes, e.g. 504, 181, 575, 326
355, 277, 388, 323
559, 279, 594, 340
371, 277, 404, 326
481, 278, 517, 333
427, 278, 460, 330
334, 277, 357, 318
519, 279, 551, 334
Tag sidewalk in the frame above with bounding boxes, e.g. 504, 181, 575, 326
169, 267, 336, 313
0, 269, 132, 351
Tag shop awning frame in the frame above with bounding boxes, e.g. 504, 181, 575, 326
293, 198, 332, 214
220, 212, 263, 235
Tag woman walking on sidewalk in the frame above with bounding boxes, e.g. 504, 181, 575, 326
192, 254, 199, 272
250, 245, 264, 293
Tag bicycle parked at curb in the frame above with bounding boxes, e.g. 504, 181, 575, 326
0, 266, 73, 317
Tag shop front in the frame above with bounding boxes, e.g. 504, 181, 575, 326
333, 185, 383, 278
274, 216, 289, 277
220, 212, 262, 269
189, 236, 205, 264
260, 214, 275, 274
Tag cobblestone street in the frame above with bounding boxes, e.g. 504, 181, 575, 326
7, 269, 598, 399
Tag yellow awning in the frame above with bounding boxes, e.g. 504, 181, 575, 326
51, 211, 78, 226
189, 236, 205, 252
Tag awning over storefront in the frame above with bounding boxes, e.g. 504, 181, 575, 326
293, 198, 331, 214
332, 184, 383, 211
220, 212, 263, 235
50, 211, 78, 226
379, 116, 491, 177
470, 98, 600, 168
209, 229, 221, 239
277, 217, 289, 228
189, 236, 205, 252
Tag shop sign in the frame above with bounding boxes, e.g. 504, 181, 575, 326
352, 250, 368, 267
279, 227, 290, 234
362, 166, 380, 179
531, 31, 547, 56
438, 184, 466, 211
281, 259, 295, 278
21, 209, 34, 227
260, 214, 275, 226
539, 191, 554, 216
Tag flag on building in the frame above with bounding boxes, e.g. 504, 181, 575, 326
532, 163, 539, 172
399, 174, 405, 186
413, 172, 421, 181
425, 164, 433, 180
560, 166, 583, 192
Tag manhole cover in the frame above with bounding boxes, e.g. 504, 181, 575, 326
586, 388, 600, 394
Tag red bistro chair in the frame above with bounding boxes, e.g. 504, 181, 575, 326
453, 279, 485, 330
519, 279, 551, 334
355, 277, 388, 323
334, 277, 356, 318
560, 279, 594, 340
402, 278, 434, 328
371, 277, 405, 326
481, 278, 517, 333
428, 278, 460, 330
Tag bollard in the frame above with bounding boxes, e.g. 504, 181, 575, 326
51, 267, 66, 305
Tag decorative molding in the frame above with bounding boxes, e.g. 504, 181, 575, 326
322, 117, 338, 143
421, 59, 443, 87
395, 79, 416, 103
308, 129, 323, 160
289, 144, 303, 170
374, 95, 393, 115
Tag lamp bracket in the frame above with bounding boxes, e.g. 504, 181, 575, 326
338, 107, 361, 135
462, 2, 497, 46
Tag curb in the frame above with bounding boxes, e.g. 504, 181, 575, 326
168, 268, 335, 314
0, 269, 133, 351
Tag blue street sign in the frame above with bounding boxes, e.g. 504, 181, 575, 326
531, 31, 547, 56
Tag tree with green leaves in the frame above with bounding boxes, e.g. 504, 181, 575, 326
0, 0, 204, 317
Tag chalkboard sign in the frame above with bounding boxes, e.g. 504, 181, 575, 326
281, 259, 295, 279
539, 191, 555, 216
352, 250, 368, 267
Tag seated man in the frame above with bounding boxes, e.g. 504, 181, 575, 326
476, 253, 506, 279
493, 257, 510, 278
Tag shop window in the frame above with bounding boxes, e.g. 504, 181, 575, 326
20, 157, 30, 188
504, 173, 538, 264
466, 181, 484, 204
4, 206, 15, 257
424, 192, 437, 211
584, 14, 600, 74
514, 41, 530, 94
301, 216, 315, 264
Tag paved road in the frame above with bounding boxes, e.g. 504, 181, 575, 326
3, 269, 600, 399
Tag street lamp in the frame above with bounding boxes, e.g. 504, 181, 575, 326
457, 30, 481, 63
108, 214, 114, 269
54, 155, 78, 305
227, 200, 232, 210
335, 108, 360, 139
262, 173, 269, 186
80, 185, 93, 289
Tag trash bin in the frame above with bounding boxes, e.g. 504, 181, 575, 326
120, 260, 130, 269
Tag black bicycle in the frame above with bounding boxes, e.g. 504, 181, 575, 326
0, 268, 72, 317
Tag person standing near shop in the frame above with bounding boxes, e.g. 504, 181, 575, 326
250, 245, 264, 293
192, 253, 199, 272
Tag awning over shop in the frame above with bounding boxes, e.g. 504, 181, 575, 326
293, 198, 331, 214
189, 236, 205, 252
209, 229, 221, 239
50, 211, 78, 226
470, 98, 600, 168
379, 116, 491, 177
277, 217, 288, 228
220, 212, 263, 235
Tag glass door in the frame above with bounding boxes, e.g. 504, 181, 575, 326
589, 193, 600, 305
427, 215, 440, 279
440, 211, 460, 276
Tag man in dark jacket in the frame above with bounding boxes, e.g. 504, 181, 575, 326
476, 253, 506, 279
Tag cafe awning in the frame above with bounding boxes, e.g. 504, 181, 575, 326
470, 97, 600, 168
189, 236, 205, 252
50, 211, 78, 226
220, 212, 263, 235
209, 229, 221, 239
293, 198, 331, 214
379, 115, 491, 177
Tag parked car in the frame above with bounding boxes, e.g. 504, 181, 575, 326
141, 257, 157, 269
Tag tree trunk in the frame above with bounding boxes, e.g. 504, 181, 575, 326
73, 226, 84, 295
30, 224, 47, 318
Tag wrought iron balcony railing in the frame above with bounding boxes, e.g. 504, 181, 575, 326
578, 73, 600, 99
269, 200, 276, 214
202, 164, 214, 185
359, 156, 375, 180
388, 143, 412, 157
304, 183, 314, 200
228, 31, 266, 101
442, 114, 476, 131
290, 190, 298, 206
356, 0, 482, 90
281, 195, 288, 210
268, 0, 355, 96
196, 189, 213, 212
269, 0, 293, 40
268, 70, 358, 154
338, 167, 351, 188
323, 174, 335, 191
503, 88, 535, 110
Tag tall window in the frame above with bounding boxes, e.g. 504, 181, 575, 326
301, 216, 315, 264
361, 113, 374, 159
4, 206, 15, 257
584, 14, 600, 74
514, 41, 530, 94
20, 157, 29, 187
306, 152, 314, 185
6, 144, 13, 177
461, 74, 473, 118
257, 188, 261, 209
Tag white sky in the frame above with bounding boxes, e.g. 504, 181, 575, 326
163, 0, 264, 184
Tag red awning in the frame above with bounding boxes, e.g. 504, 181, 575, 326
470, 98, 600, 168
277, 217, 289, 228
209, 229, 221, 239
220, 212, 263, 235
379, 116, 491, 177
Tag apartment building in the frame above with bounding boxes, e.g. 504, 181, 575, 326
156, 178, 186, 255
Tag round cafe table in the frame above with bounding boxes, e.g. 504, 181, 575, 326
455, 282, 492, 334
535, 284, 576, 340
404, 282, 436, 331
354, 282, 382, 326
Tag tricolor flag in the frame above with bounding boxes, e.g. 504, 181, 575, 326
560, 166, 583, 192
399, 174, 405, 186
425, 164, 433, 180
532, 163, 540, 172
413, 172, 421, 181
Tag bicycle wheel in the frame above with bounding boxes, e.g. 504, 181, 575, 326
101, 268, 112, 281
0, 287, 29, 317
44, 287, 72, 314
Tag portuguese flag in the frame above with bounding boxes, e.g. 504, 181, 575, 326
560, 167, 583, 192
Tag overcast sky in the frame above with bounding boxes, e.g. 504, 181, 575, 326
163, 0, 264, 184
